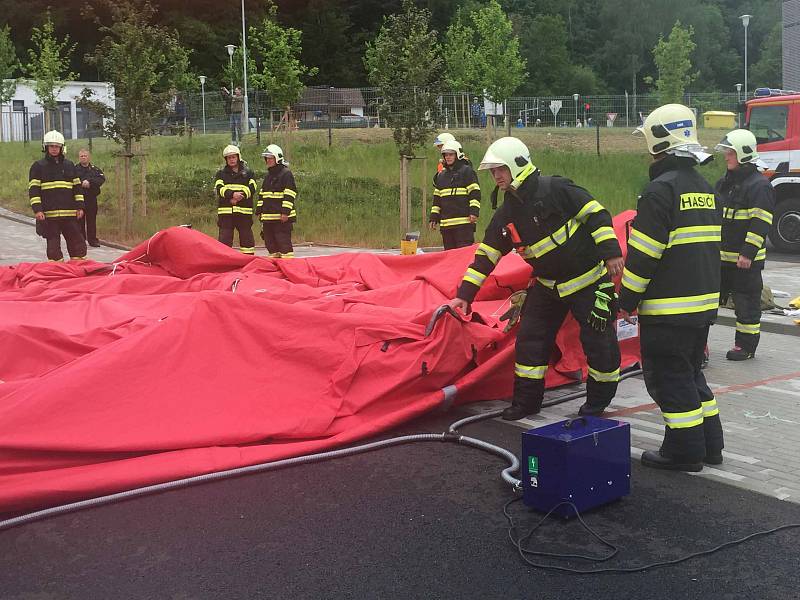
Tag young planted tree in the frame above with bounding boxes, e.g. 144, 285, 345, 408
653, 21, 697, 105
443, 10, 477, 127
24, 12, 77, 130
0, 25, 18, 141
80, 0, 190, 236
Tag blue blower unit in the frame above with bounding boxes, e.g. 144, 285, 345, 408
521, 416, 631, 518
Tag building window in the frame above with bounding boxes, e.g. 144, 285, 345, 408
12, 100, 24, 112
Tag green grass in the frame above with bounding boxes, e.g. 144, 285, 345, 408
0, 128, 729, 248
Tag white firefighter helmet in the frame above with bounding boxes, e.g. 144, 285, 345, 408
634, 104, 711, 163
42, 130, 66, 153
222, 144, 241, 159
478, 137, 535, 188
440, 139, 465, 161
715, 129, 764, 167
261, 144, 286, 165
433, 132, 455, 147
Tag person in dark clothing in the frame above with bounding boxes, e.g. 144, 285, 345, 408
619, 103, 724, 472
448, 136, 624, 421
75, 149, 105, 247
214, 144, 258, 254
714, 129, 775, 361
256, 144, 296, 258
29, 130, 87, 261
429, 139, 481, 250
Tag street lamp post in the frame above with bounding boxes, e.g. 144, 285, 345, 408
241, 0, 249, 135
735, 82, 743, 127
199, 75, 207, 134
225, 44, 235, 91
573, 93, 579, 127
740, 14, 752, 99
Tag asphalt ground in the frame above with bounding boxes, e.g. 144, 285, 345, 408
2, 404, 800, 600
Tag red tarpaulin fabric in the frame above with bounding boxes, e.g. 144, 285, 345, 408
0, 212, 639, 513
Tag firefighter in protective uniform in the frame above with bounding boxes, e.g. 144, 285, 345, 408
214, 145, 258, 254
714, 129, 775, 360
257, 144, 296, 258
433, 132, 455, 174
448, 137, 624, 421
29, 130, 87, 261
619, 103, 724, 472
429, 140, 481, 249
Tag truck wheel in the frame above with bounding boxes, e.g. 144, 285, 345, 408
769, 198, 800, 253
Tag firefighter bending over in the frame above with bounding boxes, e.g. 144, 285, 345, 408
619, 104, 724, 472
257, 144, 297, 258
714, 129, 775, 361
29, 131, 87, 261
214, 145, 258, 254
448, 137, 623, 421
429, 140, 481, 249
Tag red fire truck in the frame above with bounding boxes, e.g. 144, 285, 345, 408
745, 88, 800, 253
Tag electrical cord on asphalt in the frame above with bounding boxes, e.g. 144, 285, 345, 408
2, 366, 798, 577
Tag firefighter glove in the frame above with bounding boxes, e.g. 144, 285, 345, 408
499, 290, 527, 333
587, 282, 617, 332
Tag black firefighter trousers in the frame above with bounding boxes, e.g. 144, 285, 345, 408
38, 218, 87, 261
720, 265, 763, 353
218, 214, 255, 254
512, 279, 620, 414
440, 223, 474, 250
640, 323, 724, 463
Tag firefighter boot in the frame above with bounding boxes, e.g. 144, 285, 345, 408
501, 402, 539, 421
704, 452, 724, 465
578, 402, 607, 417
641, 450, 703, 472
725, 346, 754, 361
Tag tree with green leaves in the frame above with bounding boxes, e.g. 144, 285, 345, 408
0, 25, 16, 105
364, 0, 443, 157
653, 21, 696, 105
248, 2, 317, 113
750, 21, 782, 89
24, 11, 77, 130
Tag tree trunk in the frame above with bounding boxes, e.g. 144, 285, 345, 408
124, 154, 133, 236
115, 155, 124, 236
399, 155, 410, 235
140, 154, 147, 217
421, 157, 428, 227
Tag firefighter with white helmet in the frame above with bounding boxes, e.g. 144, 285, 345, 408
618, 103, 724, 471
448, 136, 624, 421
714, 128, 775, 361
256, 144, 297, 258
29, 130, 87, 261
429, 139, 481, 249
213, 145, 258, 254
433, 132, 456, 174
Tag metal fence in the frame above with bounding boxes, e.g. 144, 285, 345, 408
0, 105, 104, 143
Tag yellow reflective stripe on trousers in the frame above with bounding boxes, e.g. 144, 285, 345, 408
662, 407, 704, 429
745, 231, 765, 248
638, 292, 720, 316
441, 216, 471, 227
750, 207, 772, 225
666, 225, 721, 247
702, 398, 719, 418
628, 228, 666, 259
476, 243, 502, 265
736, 321, 760, 335
621, 267, 650, 293
239, 247, 255, 254
588, 367, 620, 383
514, 363, 548, 380
462, 267, 487, 287
591, 226, 616, 244
575, 199, 604, 222
528, 218, 580, 258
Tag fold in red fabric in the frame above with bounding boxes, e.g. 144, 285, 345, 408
0, 212, 639, 513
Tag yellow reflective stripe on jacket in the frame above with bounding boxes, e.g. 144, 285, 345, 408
260, 214, 283, 221
462, 267, 487, 287
666, 225, 721, 247
260, 191, 284, 198
736, 321, 760, 335
40, 181, 74, 190
638, 292, 719, 316
465, 183, 480, 193
590, 226, 616, 244
214, 178, 224, 187
528, 218, 580, 258
441, 216, 471, 227
72, 177, 81, 185
588, 367, 620, 383
43, 209, 79, 218
476, 243, 502, 265
434, 187, 469, 196
750, 207, 772, 225
538, 262, 607, 297
753, 247, 766, 260
663, 407, 704, 429
430, 206, 441, 214
232, 206, 253, 215
745, 231, 765, 248
74, 194, 84, 202
628, 228, 666, 259
281, 201, 294, 209
575, 199, 603, 222
469, 199, 482, 209
218, 207, 233, 214
621, 267, 650, 293
283, 188, 297, 198
221, 184, 253, 198
702, 398, 719, 418
722, 207, 750, 220
720, 251, 738, 263
28, 179, 41, 188
514, 363, 548, 380
30, 196, 42, 206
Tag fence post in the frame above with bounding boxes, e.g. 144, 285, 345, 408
596, 122, 600, 156
328, 86, 333, 148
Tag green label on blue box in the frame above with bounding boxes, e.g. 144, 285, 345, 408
528, 456, 539, 475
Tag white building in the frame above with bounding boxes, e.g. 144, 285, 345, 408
0, 80, 114, 142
